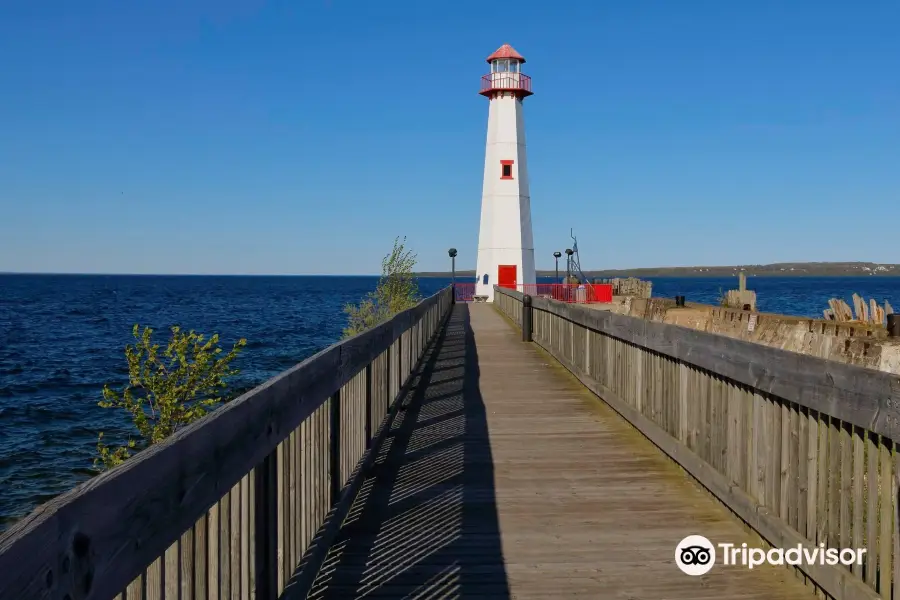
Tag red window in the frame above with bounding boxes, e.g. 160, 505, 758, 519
500, 160, 514, 179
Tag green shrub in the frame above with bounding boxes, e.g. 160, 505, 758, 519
95, 324, 246, 470
343, 236, 419, 338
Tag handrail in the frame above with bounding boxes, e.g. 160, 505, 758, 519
0, 286, 454, 599
497, 286, 899, 438
495, 285, 898, 600
480, 73, 532, 95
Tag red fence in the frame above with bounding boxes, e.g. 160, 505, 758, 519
454, 283, 476, 302
450, 282, 612, 304
517, 283, 613, 304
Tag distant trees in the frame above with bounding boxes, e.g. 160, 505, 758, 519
95, 324, 246, 470
343, 236, 420, 338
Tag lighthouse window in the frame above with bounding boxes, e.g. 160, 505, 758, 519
500, 160, 514, 179
491, 59, 519, 73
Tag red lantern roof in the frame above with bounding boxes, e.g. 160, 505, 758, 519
486, 43, 525, 64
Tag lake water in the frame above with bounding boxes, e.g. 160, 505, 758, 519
1, 273, 898, 530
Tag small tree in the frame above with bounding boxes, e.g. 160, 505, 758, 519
95, 324, 247, 470
343, 236, 419, 338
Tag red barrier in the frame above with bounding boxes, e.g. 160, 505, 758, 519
516, 283, 613, 304
451, 283, 613, 304
454, 283, 476, 302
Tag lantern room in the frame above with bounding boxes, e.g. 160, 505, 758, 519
480, 43, 533, 98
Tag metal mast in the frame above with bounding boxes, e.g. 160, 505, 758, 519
568, 228, 590, 284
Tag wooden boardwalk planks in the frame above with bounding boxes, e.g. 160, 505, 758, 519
307, 303, 812, 598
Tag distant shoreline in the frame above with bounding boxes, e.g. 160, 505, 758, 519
3, 261, 898, 279
416, 262, 900, 279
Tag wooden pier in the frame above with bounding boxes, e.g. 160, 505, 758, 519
1, 285, 898, 599
304, 303, 807, 598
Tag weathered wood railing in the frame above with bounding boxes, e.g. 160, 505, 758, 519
0, 286, 453, 600
496, 286, 900, 600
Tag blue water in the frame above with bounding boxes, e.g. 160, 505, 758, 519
643, 276, 900, 318
1, 273, 898, 530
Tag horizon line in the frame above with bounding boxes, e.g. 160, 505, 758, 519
2, 260, 898, 278
0, 271, 479, 277
0, 271, 386, 277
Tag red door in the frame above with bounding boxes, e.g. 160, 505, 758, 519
498, 264, 517, 290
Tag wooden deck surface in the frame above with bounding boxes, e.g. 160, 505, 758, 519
307, 303, 812, 598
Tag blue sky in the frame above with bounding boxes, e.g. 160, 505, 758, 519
1, 0, 898, 275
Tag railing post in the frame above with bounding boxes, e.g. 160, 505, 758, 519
329, 389, 341, 505
398, 330, 404, 389
253, 452, 278, 600
585, 325, 590, 374
523, 294, 533, 343
385, 336, 392, 411
364, 363, 372, 449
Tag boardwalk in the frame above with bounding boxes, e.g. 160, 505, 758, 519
307, 303, 812, 598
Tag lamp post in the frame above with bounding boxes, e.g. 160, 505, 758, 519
565, 248, 574, 283
553, 251, 562, 284
448, 248, 457, 302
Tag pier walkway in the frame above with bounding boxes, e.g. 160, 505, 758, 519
1, 285, 895, 600
305, 303, 807, 598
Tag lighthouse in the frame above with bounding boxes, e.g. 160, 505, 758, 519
474, 43, 536, 302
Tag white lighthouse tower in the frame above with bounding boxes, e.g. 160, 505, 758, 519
474, 43, 536, 302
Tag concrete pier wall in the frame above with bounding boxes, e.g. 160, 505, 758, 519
596, 296, 900, 374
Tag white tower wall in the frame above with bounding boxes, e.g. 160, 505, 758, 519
474, 91, 536, 301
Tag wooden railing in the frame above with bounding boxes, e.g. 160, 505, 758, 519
0, 286, 454, 600
496, 286, 900, 600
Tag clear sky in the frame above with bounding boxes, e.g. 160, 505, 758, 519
1, 0, 897, 275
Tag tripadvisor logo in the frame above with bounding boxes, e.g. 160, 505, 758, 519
675, 535, 867, 575
675, 535, 715, 576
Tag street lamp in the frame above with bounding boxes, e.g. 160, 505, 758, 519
565, 248, 574, 283
553, 251, 562, 284
448, 248, 457, 300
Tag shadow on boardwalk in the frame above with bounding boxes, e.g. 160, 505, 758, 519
308, 304, 511, 598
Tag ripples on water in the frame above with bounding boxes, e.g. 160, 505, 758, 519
648, 276, 900, 318
0, 274, 447, 531
0, 273, 897, 530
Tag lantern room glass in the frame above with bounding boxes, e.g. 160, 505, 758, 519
491, 59, 520, 73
